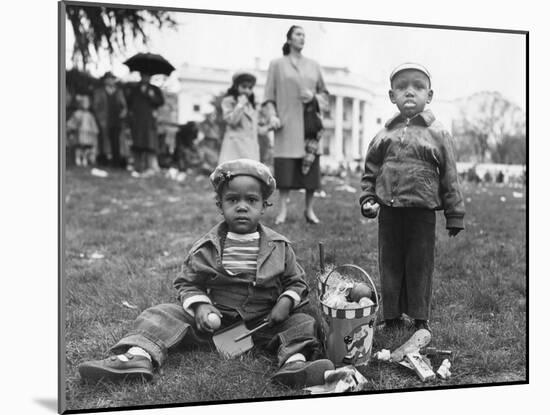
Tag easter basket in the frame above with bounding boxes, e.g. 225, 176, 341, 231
318, 263, 379, 367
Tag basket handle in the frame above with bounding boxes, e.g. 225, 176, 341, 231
322, 264, 379, 312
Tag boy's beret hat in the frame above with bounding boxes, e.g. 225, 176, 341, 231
210, 159, 276, 198
390, 63, 431, 83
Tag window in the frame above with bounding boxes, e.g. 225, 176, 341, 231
193, 104, 201, 112
376, 117, 382, 124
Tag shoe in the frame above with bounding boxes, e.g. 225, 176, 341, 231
78, 353, 154, 382
384, 318, 405, 330
414, 319, 432, 332
304, 212, 320, 225
271, 359, 334, 388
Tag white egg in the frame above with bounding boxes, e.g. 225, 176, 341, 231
207, 313, 221, 330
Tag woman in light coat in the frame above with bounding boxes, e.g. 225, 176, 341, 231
263, 25, 329, 224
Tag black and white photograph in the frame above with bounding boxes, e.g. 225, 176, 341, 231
57, 0, 529, 413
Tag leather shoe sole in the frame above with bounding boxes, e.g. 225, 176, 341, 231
78, 354, 154, 382
271, 359, 334, 388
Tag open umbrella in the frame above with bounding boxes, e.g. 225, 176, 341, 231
123, 53, 175, 76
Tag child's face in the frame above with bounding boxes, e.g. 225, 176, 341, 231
80, 97, 90, 110
219, 176, 266, 234
389, 70, 433, 118
237, 82, 254, 97
105, 77, 116, 88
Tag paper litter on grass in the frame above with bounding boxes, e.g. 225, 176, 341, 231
122, 301, 138, 310
304, 366, 369, 394
91, 168, 108, 178
437, 359, 452, 379
374, 349, 391, 361
335, 184, 357, 193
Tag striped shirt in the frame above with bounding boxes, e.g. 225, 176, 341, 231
222, 231, 260, 275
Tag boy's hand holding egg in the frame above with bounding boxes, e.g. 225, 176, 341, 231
361, 201, 380, 218
193, 303, 223, 333
207, 313, 221, 330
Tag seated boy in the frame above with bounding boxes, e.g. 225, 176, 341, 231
78, 158, 334, 388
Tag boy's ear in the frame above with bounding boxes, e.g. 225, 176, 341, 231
427, 89, 434, 104
388, 89, 396, 104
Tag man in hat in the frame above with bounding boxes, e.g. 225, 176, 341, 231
78, 159, 334, 388
359, 63, 465, 332
92, 72, 128, 167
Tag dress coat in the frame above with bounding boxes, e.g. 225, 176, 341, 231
263, 55, 328, 158
127, 82, 164, 153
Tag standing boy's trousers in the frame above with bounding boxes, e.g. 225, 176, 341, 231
110, 303, 321, 367
378, 206, 436, 320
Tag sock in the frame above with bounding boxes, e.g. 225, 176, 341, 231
117, 346, 152, 362
285, 353, 306, 364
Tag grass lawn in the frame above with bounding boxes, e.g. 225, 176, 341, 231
63, 167, 527, 411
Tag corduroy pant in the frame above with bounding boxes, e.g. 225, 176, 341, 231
110, 304, 321, 367
378, 206, 436, 321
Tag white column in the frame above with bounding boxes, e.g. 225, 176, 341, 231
361, 100, 370, 157
351, 98, 360, 159
334, 95, 344, 162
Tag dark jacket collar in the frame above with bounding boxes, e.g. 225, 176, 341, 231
191, 221, 290, 254
385, 109, 436, 129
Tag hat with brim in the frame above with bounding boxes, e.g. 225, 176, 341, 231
232, 70, 257, 86
390, 63, 431, 84
210, 159, 276, 198
101, 71, 117, 81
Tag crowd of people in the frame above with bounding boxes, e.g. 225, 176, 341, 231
66, 71, 167, 175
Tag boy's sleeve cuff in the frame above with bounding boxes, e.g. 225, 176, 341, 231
278, 290, 301, 308
446, 217, 464, 229
182, 295, 212, 316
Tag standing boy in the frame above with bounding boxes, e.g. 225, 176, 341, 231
359, 63, 465, 331
78, 159, 333, 388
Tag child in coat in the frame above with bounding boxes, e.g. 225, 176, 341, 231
359, 63, 465, 331
78, 158, 333, 388
218, 71, 268, 164
67, 95, 99, 167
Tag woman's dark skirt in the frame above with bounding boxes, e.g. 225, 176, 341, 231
273, 156, 321, 190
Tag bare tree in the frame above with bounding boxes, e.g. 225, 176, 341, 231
453, 91, 525, 163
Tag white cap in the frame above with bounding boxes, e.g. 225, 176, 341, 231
390, 63, 431, 83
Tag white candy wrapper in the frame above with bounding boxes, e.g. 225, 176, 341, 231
321, 279, 353, 309
437, 359, 452, 379
374, 349, 391, 361
304, 365, 369, 394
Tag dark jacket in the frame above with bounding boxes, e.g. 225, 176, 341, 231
359, 110, 465, 229
127, 82, 164, 152
173, 221, 308, 321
